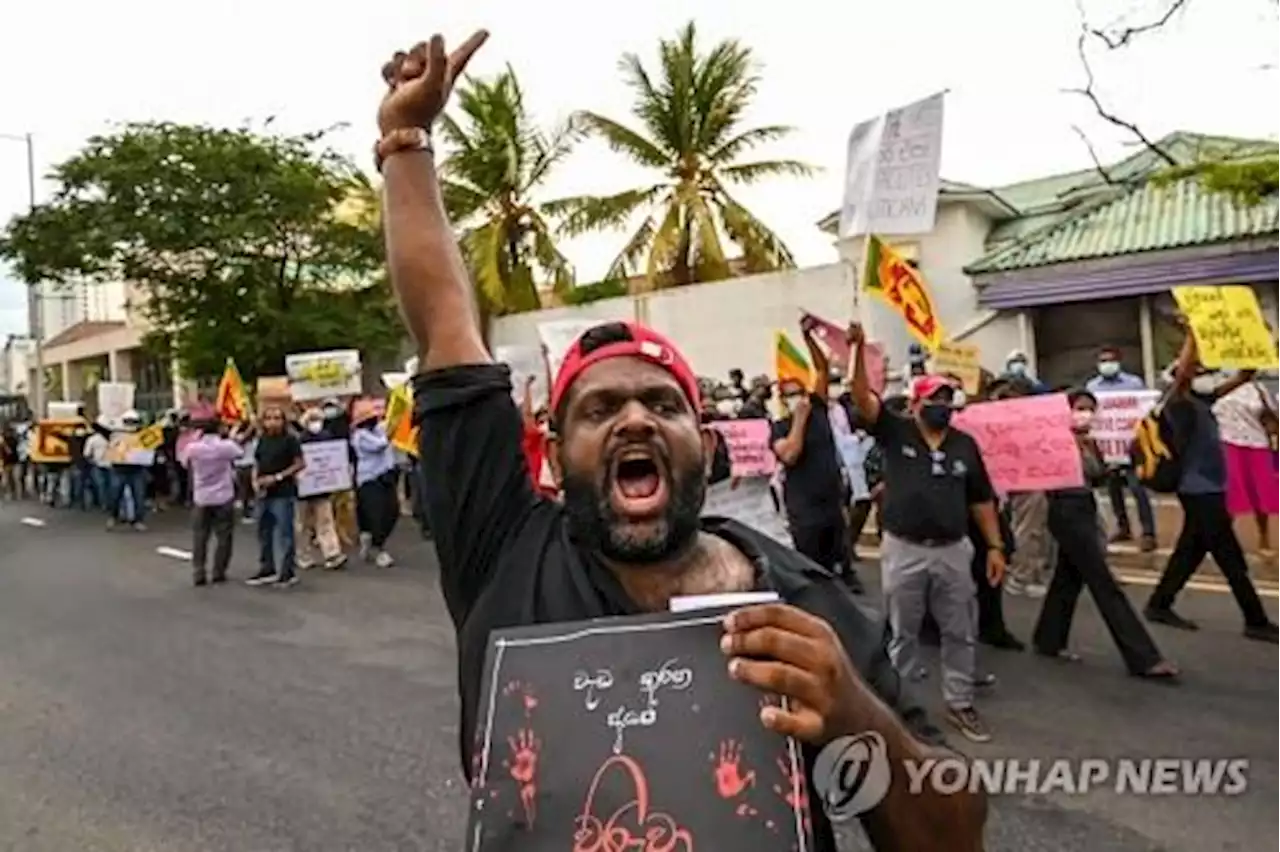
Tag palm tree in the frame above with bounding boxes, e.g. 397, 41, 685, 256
554, 22, 815, 289
437, 66, 579, 314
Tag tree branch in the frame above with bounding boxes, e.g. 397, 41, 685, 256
1070, 125, 1119, 183
1065, 29, 1180, 167
1087, 0, 1190, 48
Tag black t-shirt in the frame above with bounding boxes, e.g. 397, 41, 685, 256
413, 363, 943, 852
254, 432, 303, 499
769, 394, 846, 527
870, 406, 994, 543
67, 426, 89, 465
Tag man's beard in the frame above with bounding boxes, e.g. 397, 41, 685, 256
561, 461, 706, 564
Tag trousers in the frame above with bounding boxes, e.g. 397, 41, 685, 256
296, 495, 343, 566
191, 502, 235, 581
881, 534, 977, 708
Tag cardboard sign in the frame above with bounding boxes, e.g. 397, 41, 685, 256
929, 340, 981, 395
1091, 390, 1161, 465
703, 478, 792, 546
1173, 286, 1279, 370
466, 610, 810, 851
953, 394, 1084, 493
104, 425, 163, 466
286, 349, 363, 400
30, 419, 83, 463
709, 419, 776, 477
297, 439, 353, 498
256, 376, 292, 410
496, 345, 549, 411
96, 382, 135, 425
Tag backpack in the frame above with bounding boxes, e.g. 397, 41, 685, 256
1131, 393, 1182, 493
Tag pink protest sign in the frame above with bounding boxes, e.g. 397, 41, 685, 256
953, 394, 1084, 493
710, 419, 776, 477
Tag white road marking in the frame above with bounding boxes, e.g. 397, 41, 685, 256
1117, 572, 1279, 599
20, 517, 46, 528
156, 546, 192, 561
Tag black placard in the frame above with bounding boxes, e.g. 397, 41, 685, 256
464, 609, 812, 851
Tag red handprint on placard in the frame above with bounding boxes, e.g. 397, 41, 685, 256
711, 739, 757, 799
502, 679, 539, 716
504, 728, 540, 827
773, 754, 810, 837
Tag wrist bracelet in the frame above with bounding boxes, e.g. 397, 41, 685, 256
374, 127, 433, 173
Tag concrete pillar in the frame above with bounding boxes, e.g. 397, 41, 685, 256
59, 361, 70, 404
1138, 295, 1156, 387
109, 349, 133, 382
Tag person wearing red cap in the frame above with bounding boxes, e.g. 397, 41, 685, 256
374, 29, 984, 851
845, 323, 1006, 744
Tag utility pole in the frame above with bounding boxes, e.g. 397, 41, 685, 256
2, 131, 42, 416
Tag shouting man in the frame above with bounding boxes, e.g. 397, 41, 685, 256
376, 29, 986, 850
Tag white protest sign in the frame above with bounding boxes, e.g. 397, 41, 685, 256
495, 344, 549, 410
1091, 389, 1161, 465
703, 477, 791, 547
286, 349, 362, 401
96, 382, 135, 424
839, 92, 945, 237
537, 319, 602, 379
297, 439, 353, 498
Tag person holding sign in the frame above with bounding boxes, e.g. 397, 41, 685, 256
376, 30, 984, 852
771, 317, 863, 592
844, 322, 1005, 744
1032, 390, 1177, 679
1144, 319, 1277, 642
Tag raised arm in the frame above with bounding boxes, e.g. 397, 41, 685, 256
378, 32, 491, 371
799, 318, 831, 399
844, 321, 883, 425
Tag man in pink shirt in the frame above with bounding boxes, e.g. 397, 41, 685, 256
181, 419, 247, 586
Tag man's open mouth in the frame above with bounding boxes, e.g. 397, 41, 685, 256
609, 449, 669, 518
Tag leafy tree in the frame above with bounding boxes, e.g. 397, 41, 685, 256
555, 22, 815, 289
438, 66, 579, 315
0, 122, 402, 382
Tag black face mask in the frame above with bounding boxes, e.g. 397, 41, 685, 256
920, 404, 953, 431
560, 454, 705, 565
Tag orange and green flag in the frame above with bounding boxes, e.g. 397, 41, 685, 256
774, 330, 812, 389
214, 358, 249, 422
863, 234, 945, 349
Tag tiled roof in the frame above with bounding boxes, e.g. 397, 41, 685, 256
964, 176, 1278, 275
42, 320, 127, 349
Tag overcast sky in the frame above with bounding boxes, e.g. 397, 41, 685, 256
0, 0, 1275, 337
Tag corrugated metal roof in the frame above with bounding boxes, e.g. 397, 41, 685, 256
965, 177, 1278, 274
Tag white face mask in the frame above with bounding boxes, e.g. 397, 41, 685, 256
306, 421, 323, 434
1008, 361, 1028, 378
1098, 361, 1120, 378
1191, 374, 1219, 396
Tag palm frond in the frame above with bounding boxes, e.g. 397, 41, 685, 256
575, 111, 670, 169
546, 185, 667, 237
439, 178, 491, 223
617, 52, 677, 158
718, 159, 818, 185
645, 197, 684, 284
708, 125, 795, 164
526, 210, 574, 293
603, 215, 658, 282
462, 221, 509, 311
714, 185, 798, 272
687, 193, 731, 282
692, 38, 758, 152
525, 116, 583, 192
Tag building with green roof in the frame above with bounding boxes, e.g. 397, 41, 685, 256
818, 131, 1277, 386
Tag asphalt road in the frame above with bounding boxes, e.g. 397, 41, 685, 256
0, 500, 1274, 852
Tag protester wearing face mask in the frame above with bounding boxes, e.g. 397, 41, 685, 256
1033, 390, 1179, 678
1144, 319, 1278, 642
1000, 349, 1048, 394
1086, 346, 1157, 551
846, 321, 1006, 743
772, 318, 862, 592
295, 407, 348, 571
321, 398, 359, 548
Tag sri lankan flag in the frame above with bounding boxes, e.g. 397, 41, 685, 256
774, 330, 812, 390
384, 382, 419, 457
215, 358, 249, 422
863, 234, 945, 349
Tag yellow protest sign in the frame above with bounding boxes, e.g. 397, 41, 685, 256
1173, 286, 1278, 370
383, 383, 419, 457
929, 340, 982, 395
135, 424, 165, 450
30, 419, 84, 463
